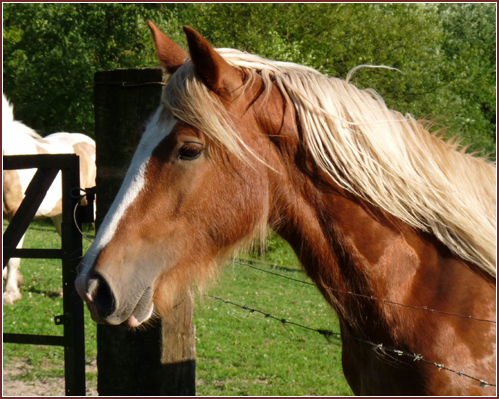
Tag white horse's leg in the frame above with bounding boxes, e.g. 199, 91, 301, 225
3, 234, 26, 305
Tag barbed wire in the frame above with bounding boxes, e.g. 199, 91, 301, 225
207, 294, 496, 389
207, 294, 342, 340
233, 259, 496, 324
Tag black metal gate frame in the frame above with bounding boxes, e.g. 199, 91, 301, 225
3, 154, 86, 396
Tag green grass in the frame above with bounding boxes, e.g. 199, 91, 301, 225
3, 219, 98, 385
3, 222, 352, 395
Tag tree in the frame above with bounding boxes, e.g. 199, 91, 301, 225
3, 3, 495, 157
3, 4, 169, 134
435, 3, 496, 155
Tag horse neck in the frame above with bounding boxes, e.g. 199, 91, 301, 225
269, 169, 495, 340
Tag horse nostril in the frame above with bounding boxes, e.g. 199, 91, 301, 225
87, 273, 116, 318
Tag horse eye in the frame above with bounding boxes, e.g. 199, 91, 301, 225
177, 144, 203, 161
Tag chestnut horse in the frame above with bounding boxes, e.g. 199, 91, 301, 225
3, 93, 96, 304
76, 23, 496, 395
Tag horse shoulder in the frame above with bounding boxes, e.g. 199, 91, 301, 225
3, 169, 24, 221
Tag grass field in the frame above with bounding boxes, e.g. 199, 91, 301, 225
3, 219, 353, 396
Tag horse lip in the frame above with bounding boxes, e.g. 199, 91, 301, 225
124, 286, 154, 326
125, 303, 155, 328
104, 286, 153, 327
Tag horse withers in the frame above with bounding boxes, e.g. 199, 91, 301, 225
3, 93, 96, 304
76, 24, 496, 395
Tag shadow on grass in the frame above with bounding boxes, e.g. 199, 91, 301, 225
239, 258, 305, 274
26, 286, 63, 299
271, 265, 304, 273
27, 223, 95, 235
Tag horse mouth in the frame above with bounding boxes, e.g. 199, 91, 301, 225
122, 287, 155, 327
85, 283, 154, 327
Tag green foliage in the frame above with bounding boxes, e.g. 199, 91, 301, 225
3, 4, 168, 134
436, 3, 496, 155
3, 3, 495, 157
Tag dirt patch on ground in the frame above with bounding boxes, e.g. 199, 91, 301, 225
2, 360, 98, 396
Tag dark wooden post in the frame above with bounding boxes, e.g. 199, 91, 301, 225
94, 68, 196, 396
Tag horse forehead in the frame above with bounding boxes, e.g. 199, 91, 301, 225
139, 106, 175, 148
84, 111, 177, 252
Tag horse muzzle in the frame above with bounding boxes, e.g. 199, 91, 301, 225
76, 269, 154, 327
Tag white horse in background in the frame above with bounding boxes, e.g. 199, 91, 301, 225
3, 93, 96, 304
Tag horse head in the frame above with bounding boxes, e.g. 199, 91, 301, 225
76, 23, 295, 327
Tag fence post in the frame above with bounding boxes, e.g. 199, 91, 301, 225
61, 154, 87, 396
161, 293, 196, 396
93, 68, 196, 396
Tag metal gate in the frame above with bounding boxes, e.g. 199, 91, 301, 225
3, 154, 88, 396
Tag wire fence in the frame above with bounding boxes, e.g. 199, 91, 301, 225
207, 258, 496, 389
234, 259, 496, 324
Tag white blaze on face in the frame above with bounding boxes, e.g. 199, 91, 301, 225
76, 106, 177, 293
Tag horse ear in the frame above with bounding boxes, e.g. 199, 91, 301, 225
183, 26, 243, 97
147, 21, 188, 74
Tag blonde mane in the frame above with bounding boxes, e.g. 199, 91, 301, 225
161, 49, 497, 277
